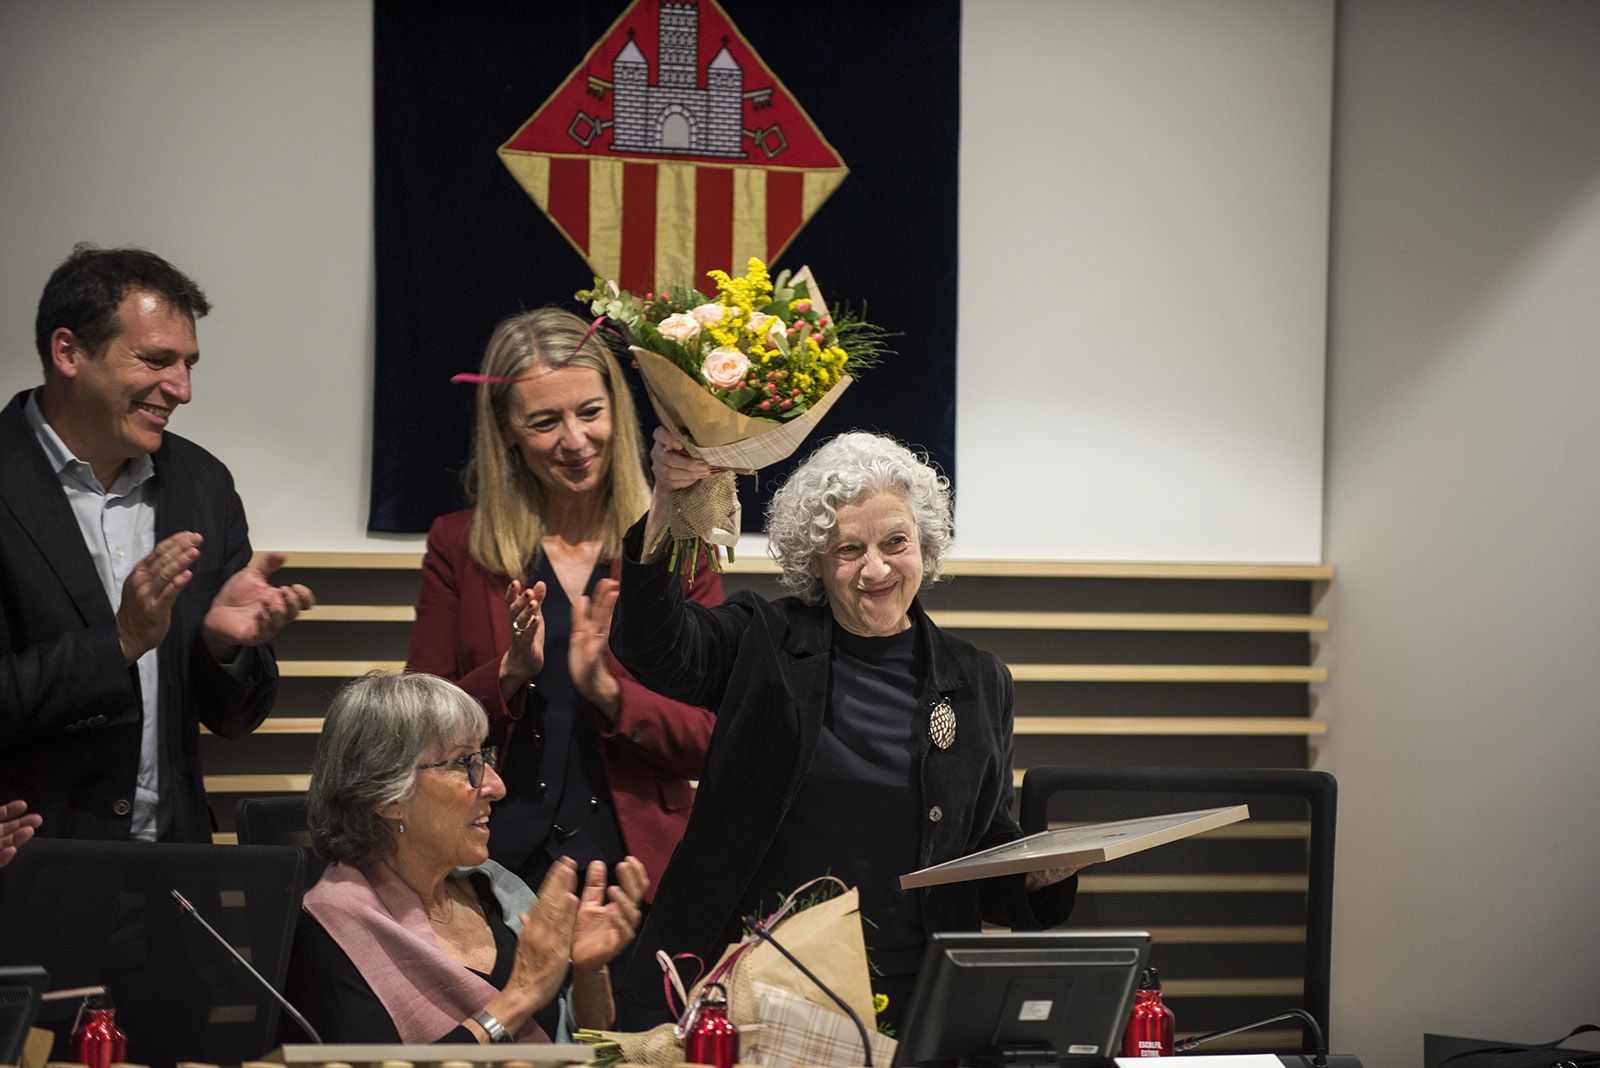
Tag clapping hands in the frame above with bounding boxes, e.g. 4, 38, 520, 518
571, 856, 648, 974
510, 858, 583, 1007
118, 536, 313, 665
200, 550, 315, 661
570, 579, 621, 720
503, 855, 650, 1033
0, 800, 41, 868
499, 578, 547, 701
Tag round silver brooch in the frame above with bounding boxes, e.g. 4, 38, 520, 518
929, 698, 957, 750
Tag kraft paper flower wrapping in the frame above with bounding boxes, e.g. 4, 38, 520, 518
631, 343, 854, 549
585, 884, 891, 1068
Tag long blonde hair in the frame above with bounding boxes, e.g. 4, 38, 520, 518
463, 307, 651, 578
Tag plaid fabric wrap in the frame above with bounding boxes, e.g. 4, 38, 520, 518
745, 981, 898, 1068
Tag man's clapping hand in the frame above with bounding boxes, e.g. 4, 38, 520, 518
200, 551, 315, 662
0, 800, 41, 868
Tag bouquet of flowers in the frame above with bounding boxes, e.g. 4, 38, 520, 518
574, 878, 899, 1068
577, 258, 891, 571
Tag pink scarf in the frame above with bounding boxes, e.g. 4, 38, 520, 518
303, 860, 550, 1043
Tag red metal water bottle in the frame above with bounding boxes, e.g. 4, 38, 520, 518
1122, 966, 1175, 1058
71, 993, 128, 1068
684, 982, 739, 1068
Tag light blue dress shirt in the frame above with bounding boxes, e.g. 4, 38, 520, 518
24, 391, 163, 840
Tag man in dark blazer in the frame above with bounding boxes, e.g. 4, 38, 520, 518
0, 245, 314, 843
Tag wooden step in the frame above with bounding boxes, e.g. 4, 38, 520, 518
1049, 820, 1311, 841
279, 660, 405, 677
205, 774, 311, 793
1144, 925, 1305, 943
293, 604, 1329, 633
276, 659, 1327, 682
213, 716, 1324, 738
1008, 664, 1327, 683
263, 550, 1332, 582
1080, 873, 1309, 893
1015, 716, 1325, 736
932, 610, 1327, 632
299, 604, 416, 622
1164, 977, 1304, 998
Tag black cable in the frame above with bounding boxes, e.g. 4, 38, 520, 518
1176, 1007, 1327, 1068
750, 921, 873, 1068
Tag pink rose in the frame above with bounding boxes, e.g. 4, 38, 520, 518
702, 347, 750, 390
658, 312, 701, 342
747, 311, 785, 346
690, 303, 728, 326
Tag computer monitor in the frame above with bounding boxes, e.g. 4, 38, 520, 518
892, 930, 1151, 1068
0, 965, 48, 1066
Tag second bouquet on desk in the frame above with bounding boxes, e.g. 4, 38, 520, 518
577, 258, 892, 572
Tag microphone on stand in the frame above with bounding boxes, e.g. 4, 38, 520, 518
170, 888, 323, 1043
1175, 1008, 1328, 1068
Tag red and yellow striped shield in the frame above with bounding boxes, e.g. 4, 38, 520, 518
498, 0, 848, 293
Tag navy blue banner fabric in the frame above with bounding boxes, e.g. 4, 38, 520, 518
371, 0, 959, 533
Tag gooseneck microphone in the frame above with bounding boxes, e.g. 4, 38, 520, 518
1176, 1007, 1327, 1067
170, 888, 323, 1043
750, 920, 873, 1068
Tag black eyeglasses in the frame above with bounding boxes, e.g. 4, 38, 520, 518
416, 746, 498, 789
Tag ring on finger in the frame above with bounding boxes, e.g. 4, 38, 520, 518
511, 620, 528, 636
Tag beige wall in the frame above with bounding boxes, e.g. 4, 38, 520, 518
1321, 1, 1600, 1062
0, 0, 378, 551
957, 0, 1332, 561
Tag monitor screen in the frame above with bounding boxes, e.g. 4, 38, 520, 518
892, 930, 1151, 1068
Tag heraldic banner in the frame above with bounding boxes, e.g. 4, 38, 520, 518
372, 0, 959, 533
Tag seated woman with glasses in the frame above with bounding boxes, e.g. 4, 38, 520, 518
284, 671, 648, 1043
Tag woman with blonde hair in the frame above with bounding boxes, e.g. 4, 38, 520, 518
406, 307, 719, 904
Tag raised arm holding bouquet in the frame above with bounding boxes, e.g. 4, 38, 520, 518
576, 258, 891, 574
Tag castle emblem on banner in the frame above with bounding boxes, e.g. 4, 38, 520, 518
498, 0, 848, 293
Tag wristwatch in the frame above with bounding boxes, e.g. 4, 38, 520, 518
471, 1008, 512, 1043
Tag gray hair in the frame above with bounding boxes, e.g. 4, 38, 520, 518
307, 672, 488, 866
764, 431, 954, 605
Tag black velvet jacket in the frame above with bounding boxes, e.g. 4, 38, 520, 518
610, 519, 1074, 1008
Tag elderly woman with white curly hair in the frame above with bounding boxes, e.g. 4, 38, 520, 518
595, 428, 1081, 1030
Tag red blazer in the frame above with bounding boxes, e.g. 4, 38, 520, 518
405, 509, 721, 896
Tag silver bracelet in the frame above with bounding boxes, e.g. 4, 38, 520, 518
471, 1008, 512, 1043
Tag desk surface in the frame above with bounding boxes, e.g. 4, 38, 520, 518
1113, 1057, 1363, 1067
273, 1042, 592, 1066
1425, 1030, 1600, 1068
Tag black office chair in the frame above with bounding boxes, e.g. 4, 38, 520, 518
235, 794, 326, 886
1019, 765, 1336, 1056
0, 839, 305, 1068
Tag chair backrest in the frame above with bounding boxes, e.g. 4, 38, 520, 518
0, 839, 305, 1068
1018, 765, 1336, 1055
235, 794, 326, 885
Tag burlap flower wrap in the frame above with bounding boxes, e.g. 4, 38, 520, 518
594, 884, 895, 1068
632, 343, 853, 559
